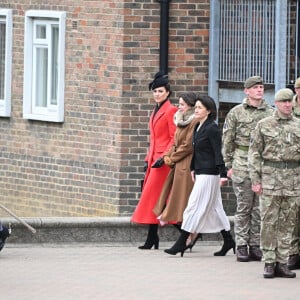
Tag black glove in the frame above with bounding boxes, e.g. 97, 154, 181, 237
143, 162, 148, 173
151, 157, 164, 168
218, 164, 228, 178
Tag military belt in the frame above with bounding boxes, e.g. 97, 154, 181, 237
264, 160, 300, 169
236, 145, 249, 151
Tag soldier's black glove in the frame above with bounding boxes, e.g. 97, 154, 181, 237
151, 157, 164, 168
143, 162, 148, 173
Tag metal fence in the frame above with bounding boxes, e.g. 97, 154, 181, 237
218, 0, 299, 86
287, 0, 300, 85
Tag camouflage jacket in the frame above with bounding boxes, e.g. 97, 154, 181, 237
248, 111, 300, 196
292, 95, 300, 118
222, 98, 274, 182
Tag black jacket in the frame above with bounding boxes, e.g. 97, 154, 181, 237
191, 118, 227, 177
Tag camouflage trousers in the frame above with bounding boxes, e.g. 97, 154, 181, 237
289, 206, 300, 256
233, 178, 260, 246
261, 194, 298, 264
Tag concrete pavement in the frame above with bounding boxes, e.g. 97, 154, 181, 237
1, 242, 299, 300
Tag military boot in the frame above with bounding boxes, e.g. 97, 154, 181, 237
236, 245, 249, 262
287, 254, 300, 270
249, 245, 263, 261
275, 263, 296, 278
263, 263, 275, 279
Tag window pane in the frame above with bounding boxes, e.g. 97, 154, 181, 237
51, 25, 59, 105
36, 25, 46, 39
24, 11, 65, 122
219, 0, 275, 84
35, 47, 48, 107
0, 22, 6, 100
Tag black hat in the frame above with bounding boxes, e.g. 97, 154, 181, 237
148, 71, 169, 91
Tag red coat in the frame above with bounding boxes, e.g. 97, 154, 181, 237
132, 100, 177, 224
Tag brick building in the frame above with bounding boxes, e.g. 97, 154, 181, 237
0, 0, 298, 218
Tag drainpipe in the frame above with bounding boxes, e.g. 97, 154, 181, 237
157, 0, 172, 75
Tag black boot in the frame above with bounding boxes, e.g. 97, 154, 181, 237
214, 230, 236, 256
287, 254, 300, 270
138, 224, 159, 250
164, 230, 190, 257
263, 263, 275, 279
172, 223, 182, 233
249, 245, 262, 261
0, 225, 10, 252
275, 262, 296, 278
186, 233, 203, 252
236, 245, 249, 262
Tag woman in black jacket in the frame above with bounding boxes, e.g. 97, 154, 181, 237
164, 95, 235, 257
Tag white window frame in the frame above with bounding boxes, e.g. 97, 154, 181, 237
23, 10, 66, 122
0, 9, 12, 117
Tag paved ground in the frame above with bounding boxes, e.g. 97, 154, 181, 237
1, 241, 299, 300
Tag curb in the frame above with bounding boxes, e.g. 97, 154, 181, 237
1, 216, 234, 244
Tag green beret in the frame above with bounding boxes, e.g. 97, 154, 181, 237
244, 76, 263, 88
294, 77, 300, 88
274, 88, 294, 101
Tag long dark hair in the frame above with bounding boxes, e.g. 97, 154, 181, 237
195, 94, 217, 120
179, 92, 197, 107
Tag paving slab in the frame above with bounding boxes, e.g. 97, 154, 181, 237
1, 242, 299, 300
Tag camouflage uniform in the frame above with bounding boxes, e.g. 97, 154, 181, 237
248, 110, 300, 264
288, 95, 300, 262
292, 95, 300, 118
222, 98, 274, 247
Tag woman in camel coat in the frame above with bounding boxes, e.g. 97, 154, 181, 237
153, 92, 196, 226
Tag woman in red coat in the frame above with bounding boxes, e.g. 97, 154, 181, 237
131, 72, 177, 249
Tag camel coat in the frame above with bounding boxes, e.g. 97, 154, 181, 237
131, 100, 177, 224
153, 117, 196, 223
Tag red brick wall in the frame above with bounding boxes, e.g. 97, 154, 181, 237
120, 0, 214, 215
0, 0, 236, 218
1, 0, 126, 217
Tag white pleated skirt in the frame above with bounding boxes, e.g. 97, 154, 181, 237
182, 174, 230, 233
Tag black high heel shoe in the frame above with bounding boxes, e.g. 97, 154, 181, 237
213, 230, 236, 256
138, 224, 159, 250
164, 245, 188, 257
186, 233, 202, 252
164, 230, 190, 257
214, 240, 235, 256
138, 237, 159, 250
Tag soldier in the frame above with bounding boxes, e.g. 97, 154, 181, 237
222, 76, 274, 262
249, 88, 300, 279
287, 78, 300, 270
292, 77, 300, 118
0, 222, 10, 252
